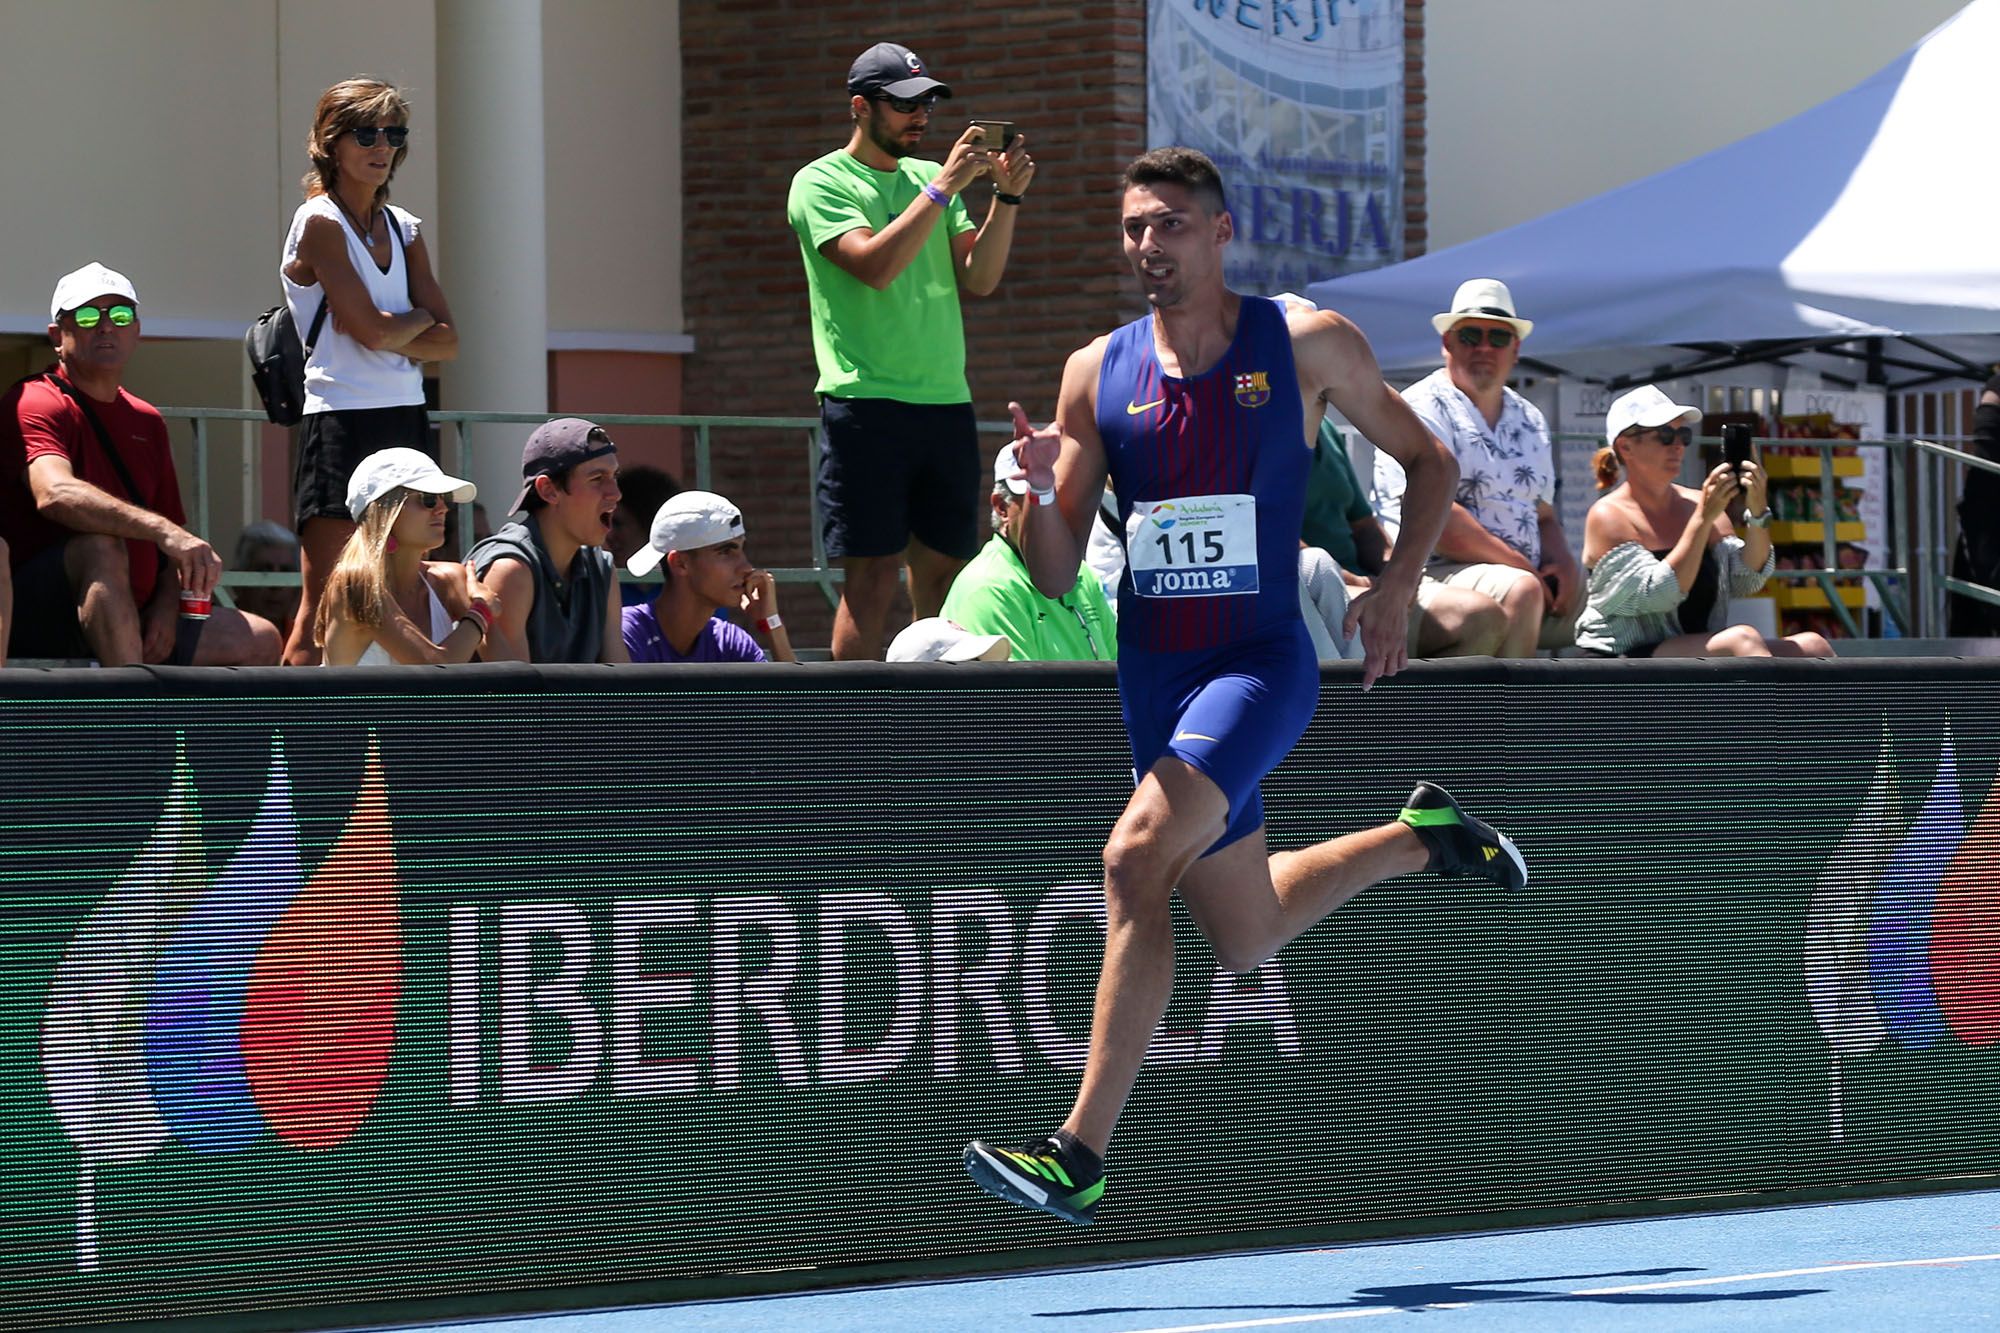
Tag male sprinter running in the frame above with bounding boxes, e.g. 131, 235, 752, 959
963, 148, 1526, 1225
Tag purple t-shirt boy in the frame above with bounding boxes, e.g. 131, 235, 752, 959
622, 601, 768, 663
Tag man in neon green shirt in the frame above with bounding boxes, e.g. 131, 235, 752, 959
941, 444, 1116, 662
787, 41, 1037, 660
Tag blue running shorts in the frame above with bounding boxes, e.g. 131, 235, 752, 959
1118, 620, 1319, 856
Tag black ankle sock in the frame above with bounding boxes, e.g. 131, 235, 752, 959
1051, 1129, 1104, 1175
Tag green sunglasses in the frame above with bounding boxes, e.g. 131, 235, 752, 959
70, 304, 136, 329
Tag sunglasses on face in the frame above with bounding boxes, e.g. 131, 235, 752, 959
1627, 425, 1694, 447
402, 491, 444, 510
875, 93, 939, 115
1453, 326, 1516, 350
70, 304, 135, 329
351, 125, 409, 149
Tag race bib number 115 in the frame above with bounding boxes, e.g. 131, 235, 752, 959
1125, 494, 1259, 598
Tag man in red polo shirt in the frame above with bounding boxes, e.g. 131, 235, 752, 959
0, 263, 280, 665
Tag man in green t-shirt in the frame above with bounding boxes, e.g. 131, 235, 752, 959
787, 42, 1037, 660
941, 444, 1116, 662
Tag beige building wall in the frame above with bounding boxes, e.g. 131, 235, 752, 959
0, 0, 685, 557
1424, 0, 1969, 252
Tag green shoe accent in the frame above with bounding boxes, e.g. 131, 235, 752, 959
1398, 805, 1461, 827
1071, 1177, 1106, 1208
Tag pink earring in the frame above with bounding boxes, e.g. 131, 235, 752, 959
386, 536, 398, 553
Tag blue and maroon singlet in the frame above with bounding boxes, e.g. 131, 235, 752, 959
1095, 295, 1319, 853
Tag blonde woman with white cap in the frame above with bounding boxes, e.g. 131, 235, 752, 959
316, 448, 503, 666
1575, 385, 1831, 659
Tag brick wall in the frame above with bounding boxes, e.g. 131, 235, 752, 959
680, 1, 1426, 647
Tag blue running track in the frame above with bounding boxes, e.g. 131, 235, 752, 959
359, 1188, 2000, 1332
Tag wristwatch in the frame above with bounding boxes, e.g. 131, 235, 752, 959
1743, 508, 1773, 528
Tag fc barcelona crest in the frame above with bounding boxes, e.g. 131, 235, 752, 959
1233, 371, 1270, 408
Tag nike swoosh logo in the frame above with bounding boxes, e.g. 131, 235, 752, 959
1126, 398, 1167, 415
1173, 731, 1220, 744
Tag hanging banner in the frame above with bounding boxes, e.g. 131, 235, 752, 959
1148, 0, 1406, 295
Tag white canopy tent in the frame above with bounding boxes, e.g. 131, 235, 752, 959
1306, 0, 2000, 389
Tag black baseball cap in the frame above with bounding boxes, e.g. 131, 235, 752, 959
847, 42, 952, 100
511, 417, 617, 513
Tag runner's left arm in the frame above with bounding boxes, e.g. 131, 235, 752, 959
1011, 340, 1109, 600
1299, 311, 1459, 686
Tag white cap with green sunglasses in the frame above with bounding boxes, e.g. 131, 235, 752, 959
50, 262, 138, 323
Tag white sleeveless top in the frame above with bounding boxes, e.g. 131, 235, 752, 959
351, 574, 455, 666
281, 196, 428, 414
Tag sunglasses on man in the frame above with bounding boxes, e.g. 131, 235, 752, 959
1453, 326, 1516, 350
351, 125, 409, 149
1625, 425, 1694, 447
875, 93, 939, 115
69, 304, 135, 329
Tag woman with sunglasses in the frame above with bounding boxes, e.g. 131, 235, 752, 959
1575, 385, 1832, 658
279, 77, 459, 666
317, 449, 500, 667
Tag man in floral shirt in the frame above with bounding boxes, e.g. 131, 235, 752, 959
1373, 278, 1581, 656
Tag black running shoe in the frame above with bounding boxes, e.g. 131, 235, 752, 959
964, 1134, 1105, 1225
1398, 782, 1528, 890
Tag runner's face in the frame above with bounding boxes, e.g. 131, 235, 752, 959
1121, 182, 1230, 309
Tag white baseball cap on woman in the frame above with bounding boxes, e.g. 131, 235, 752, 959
345, 448, 477, 520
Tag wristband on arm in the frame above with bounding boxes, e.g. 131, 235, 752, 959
1029, 482, 1056, 507
463, 600, 495, 635
757, 615, 784, 634
922, 181, 951, 208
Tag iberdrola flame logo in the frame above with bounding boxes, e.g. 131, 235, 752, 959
1805, 719, 2000, 1141
39, 734, 401, 1271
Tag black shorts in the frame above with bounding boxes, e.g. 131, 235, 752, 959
294, 404, 433, 529
816, 396, 980, 561
9, 538, 92, 659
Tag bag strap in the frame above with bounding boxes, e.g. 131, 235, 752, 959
45, 371, 143, 504
304, 204, 412, 353
390, 207, 413, 301
303, 297, 329, 352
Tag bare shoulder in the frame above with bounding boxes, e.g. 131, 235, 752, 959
424, 559, 470, 601
481, 554, 537, 594
1057, 336, 1110, 420
297, 210, 344, 249
1064, 334, 1111, 382
1287, 305, 1366, 350
1288, 306, 1377, 388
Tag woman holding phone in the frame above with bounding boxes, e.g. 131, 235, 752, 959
279, 77, 460, 664
1575, 384, 1833, 658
